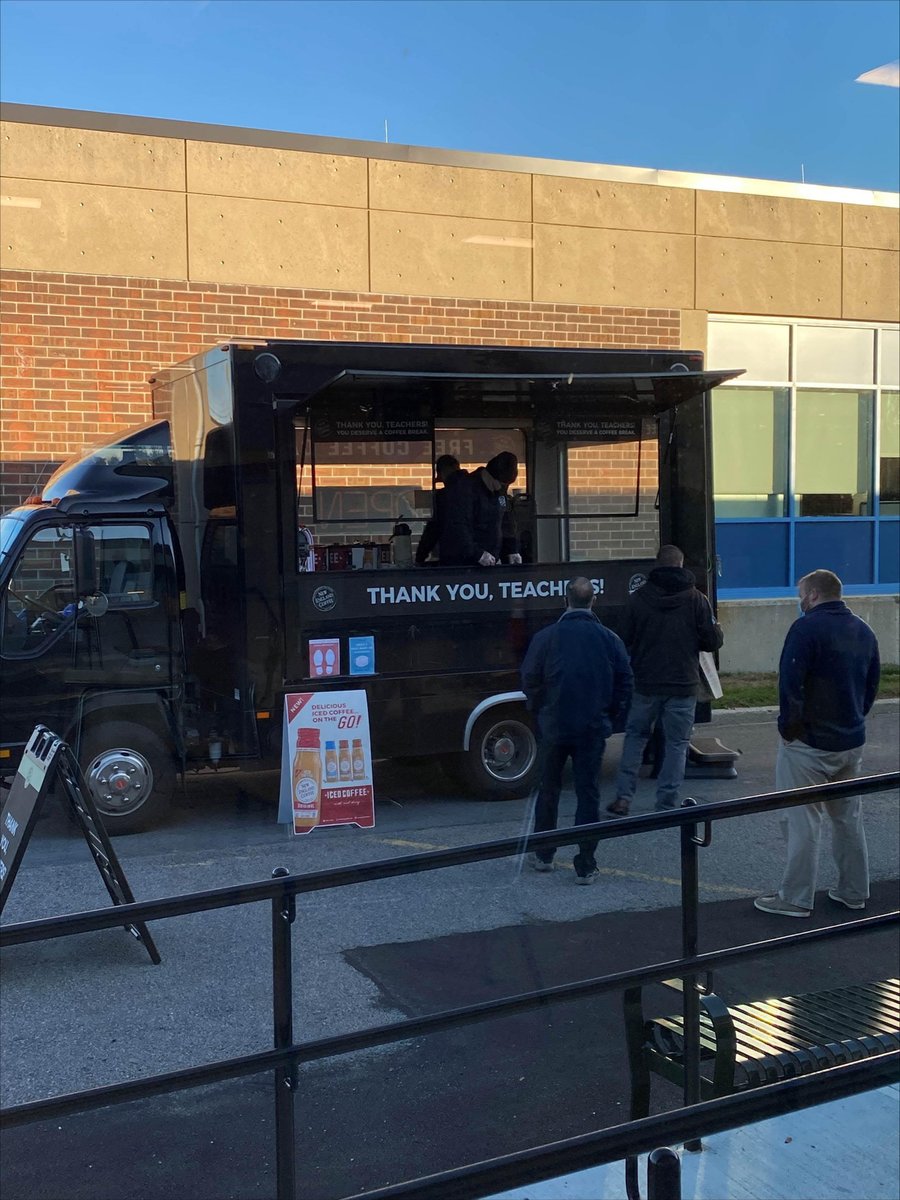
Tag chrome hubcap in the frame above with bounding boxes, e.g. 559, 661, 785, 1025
481, 721, 536, 783
85, 748, 153, 816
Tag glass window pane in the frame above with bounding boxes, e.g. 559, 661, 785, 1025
2, 525, 76, 655
795, 325, 874, 384
713, 388, 788, 516
880, 391, 900, 515
715, 522, 789, 589
795, 520, 874, 584
707, 320, 789, 381
881, 329, 900, 387
795, 390, 873, 516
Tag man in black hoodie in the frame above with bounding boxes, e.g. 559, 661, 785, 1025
607, 545, 724, 816
438, 451, 521, 567
415, 454, 467, 565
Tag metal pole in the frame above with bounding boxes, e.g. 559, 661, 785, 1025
647, 1147, 681, 1200
271, 866, 297, 1200
679, 802, 702, 1152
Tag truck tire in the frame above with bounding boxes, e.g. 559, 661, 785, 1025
456, 707, 539, 799
79, 721, 176, 835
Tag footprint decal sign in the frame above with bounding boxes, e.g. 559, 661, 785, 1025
309, 638, 340, 678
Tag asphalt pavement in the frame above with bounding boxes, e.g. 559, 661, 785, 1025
1, 703, 898, 1199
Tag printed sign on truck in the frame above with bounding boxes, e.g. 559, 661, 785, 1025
278, 691, 375, 835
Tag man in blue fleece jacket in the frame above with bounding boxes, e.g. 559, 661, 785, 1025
755, 569, 880, 918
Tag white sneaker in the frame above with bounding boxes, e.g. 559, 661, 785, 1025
527, 853, 554, 873
827, 889, 866, 910
753, 893, 811, 918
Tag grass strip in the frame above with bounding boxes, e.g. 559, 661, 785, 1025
714, 664, 899, 709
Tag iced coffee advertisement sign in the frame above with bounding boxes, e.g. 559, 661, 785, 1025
278, 691, 375, 835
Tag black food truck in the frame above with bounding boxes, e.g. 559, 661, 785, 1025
0, 341, 741, 832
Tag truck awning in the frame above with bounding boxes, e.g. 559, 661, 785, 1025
293, 367, 744, 415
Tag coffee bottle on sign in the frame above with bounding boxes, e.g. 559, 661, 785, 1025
292, 728, 322, 830
338, 739, 352, 781
351, 739, 366, 780
324, 740, 339, 783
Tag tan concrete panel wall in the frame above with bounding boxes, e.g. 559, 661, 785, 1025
696, 237, 841, 317
369, 210, 531, 300
187, 193, 368, 290
843, 203, 900, 251
369, 159, 530, 221
534, 175, 693, 234
842, 247, 900, 321
0, 120, 185, 191
187, 141, 367, 207
534, 225, 694, 308
697, 190, 841, 246
0, 177, 186, 276
680, 309, 708, 354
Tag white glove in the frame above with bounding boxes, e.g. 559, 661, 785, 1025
506, 553, 522, 565
478, 551, 496, 567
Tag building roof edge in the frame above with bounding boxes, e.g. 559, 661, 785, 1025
1, 101, 898, 209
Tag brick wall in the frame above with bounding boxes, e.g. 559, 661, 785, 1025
0, 268, 680, 510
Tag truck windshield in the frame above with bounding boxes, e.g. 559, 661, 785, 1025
0, 514, 27, 567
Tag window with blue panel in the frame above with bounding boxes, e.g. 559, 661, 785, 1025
709, 323, 900, 598
715, 521, 789, 589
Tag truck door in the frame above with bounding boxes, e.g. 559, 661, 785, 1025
1, 522, 80, 753
1, 518, 177, 752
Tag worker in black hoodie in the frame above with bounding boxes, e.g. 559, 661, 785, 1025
607, 545, 724, 815
438, 451, 521, 567
415, 454, 467, 565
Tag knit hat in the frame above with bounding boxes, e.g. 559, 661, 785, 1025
486, 451, 518, 486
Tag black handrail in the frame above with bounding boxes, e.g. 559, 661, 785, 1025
1, 771, 898, 1200
1, 773, 894, 945
2, 912, 895, 1130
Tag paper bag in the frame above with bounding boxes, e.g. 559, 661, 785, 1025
698, 650, 723, 701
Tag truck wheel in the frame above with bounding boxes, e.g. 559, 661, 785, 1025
79, 721, 176, 835
459, 708, 539, 799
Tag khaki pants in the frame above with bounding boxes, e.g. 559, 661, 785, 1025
775, 740, 868, 911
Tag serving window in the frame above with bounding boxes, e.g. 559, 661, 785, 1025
531, 415, 658, 563
294, 401, 657, 570
295, 409, 528, 567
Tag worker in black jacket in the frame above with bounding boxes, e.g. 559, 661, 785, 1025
415, 455, 467, 565
522, 577, 633, 883
438, 451, 521, 567
607, 545, 724, 815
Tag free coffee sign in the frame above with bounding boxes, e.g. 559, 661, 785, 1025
278, 691, 375, 836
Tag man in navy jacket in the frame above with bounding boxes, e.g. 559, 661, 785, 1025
522, 577, 633, 883
755, 569, 880, 918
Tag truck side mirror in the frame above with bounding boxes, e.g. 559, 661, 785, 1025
74, 528, 97, 597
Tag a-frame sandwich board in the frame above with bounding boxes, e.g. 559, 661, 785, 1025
0, 725, 160, 965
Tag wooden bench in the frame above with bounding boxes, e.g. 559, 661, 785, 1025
624, 976, 900, 1117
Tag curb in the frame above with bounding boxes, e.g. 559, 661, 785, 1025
712, 697, 899, 718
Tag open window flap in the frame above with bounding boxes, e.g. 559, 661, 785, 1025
286, 367, 744, 416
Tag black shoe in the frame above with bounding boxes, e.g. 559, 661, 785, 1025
606, 798, 630, 816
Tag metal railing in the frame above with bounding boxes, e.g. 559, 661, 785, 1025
2, 772, 898, 1200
